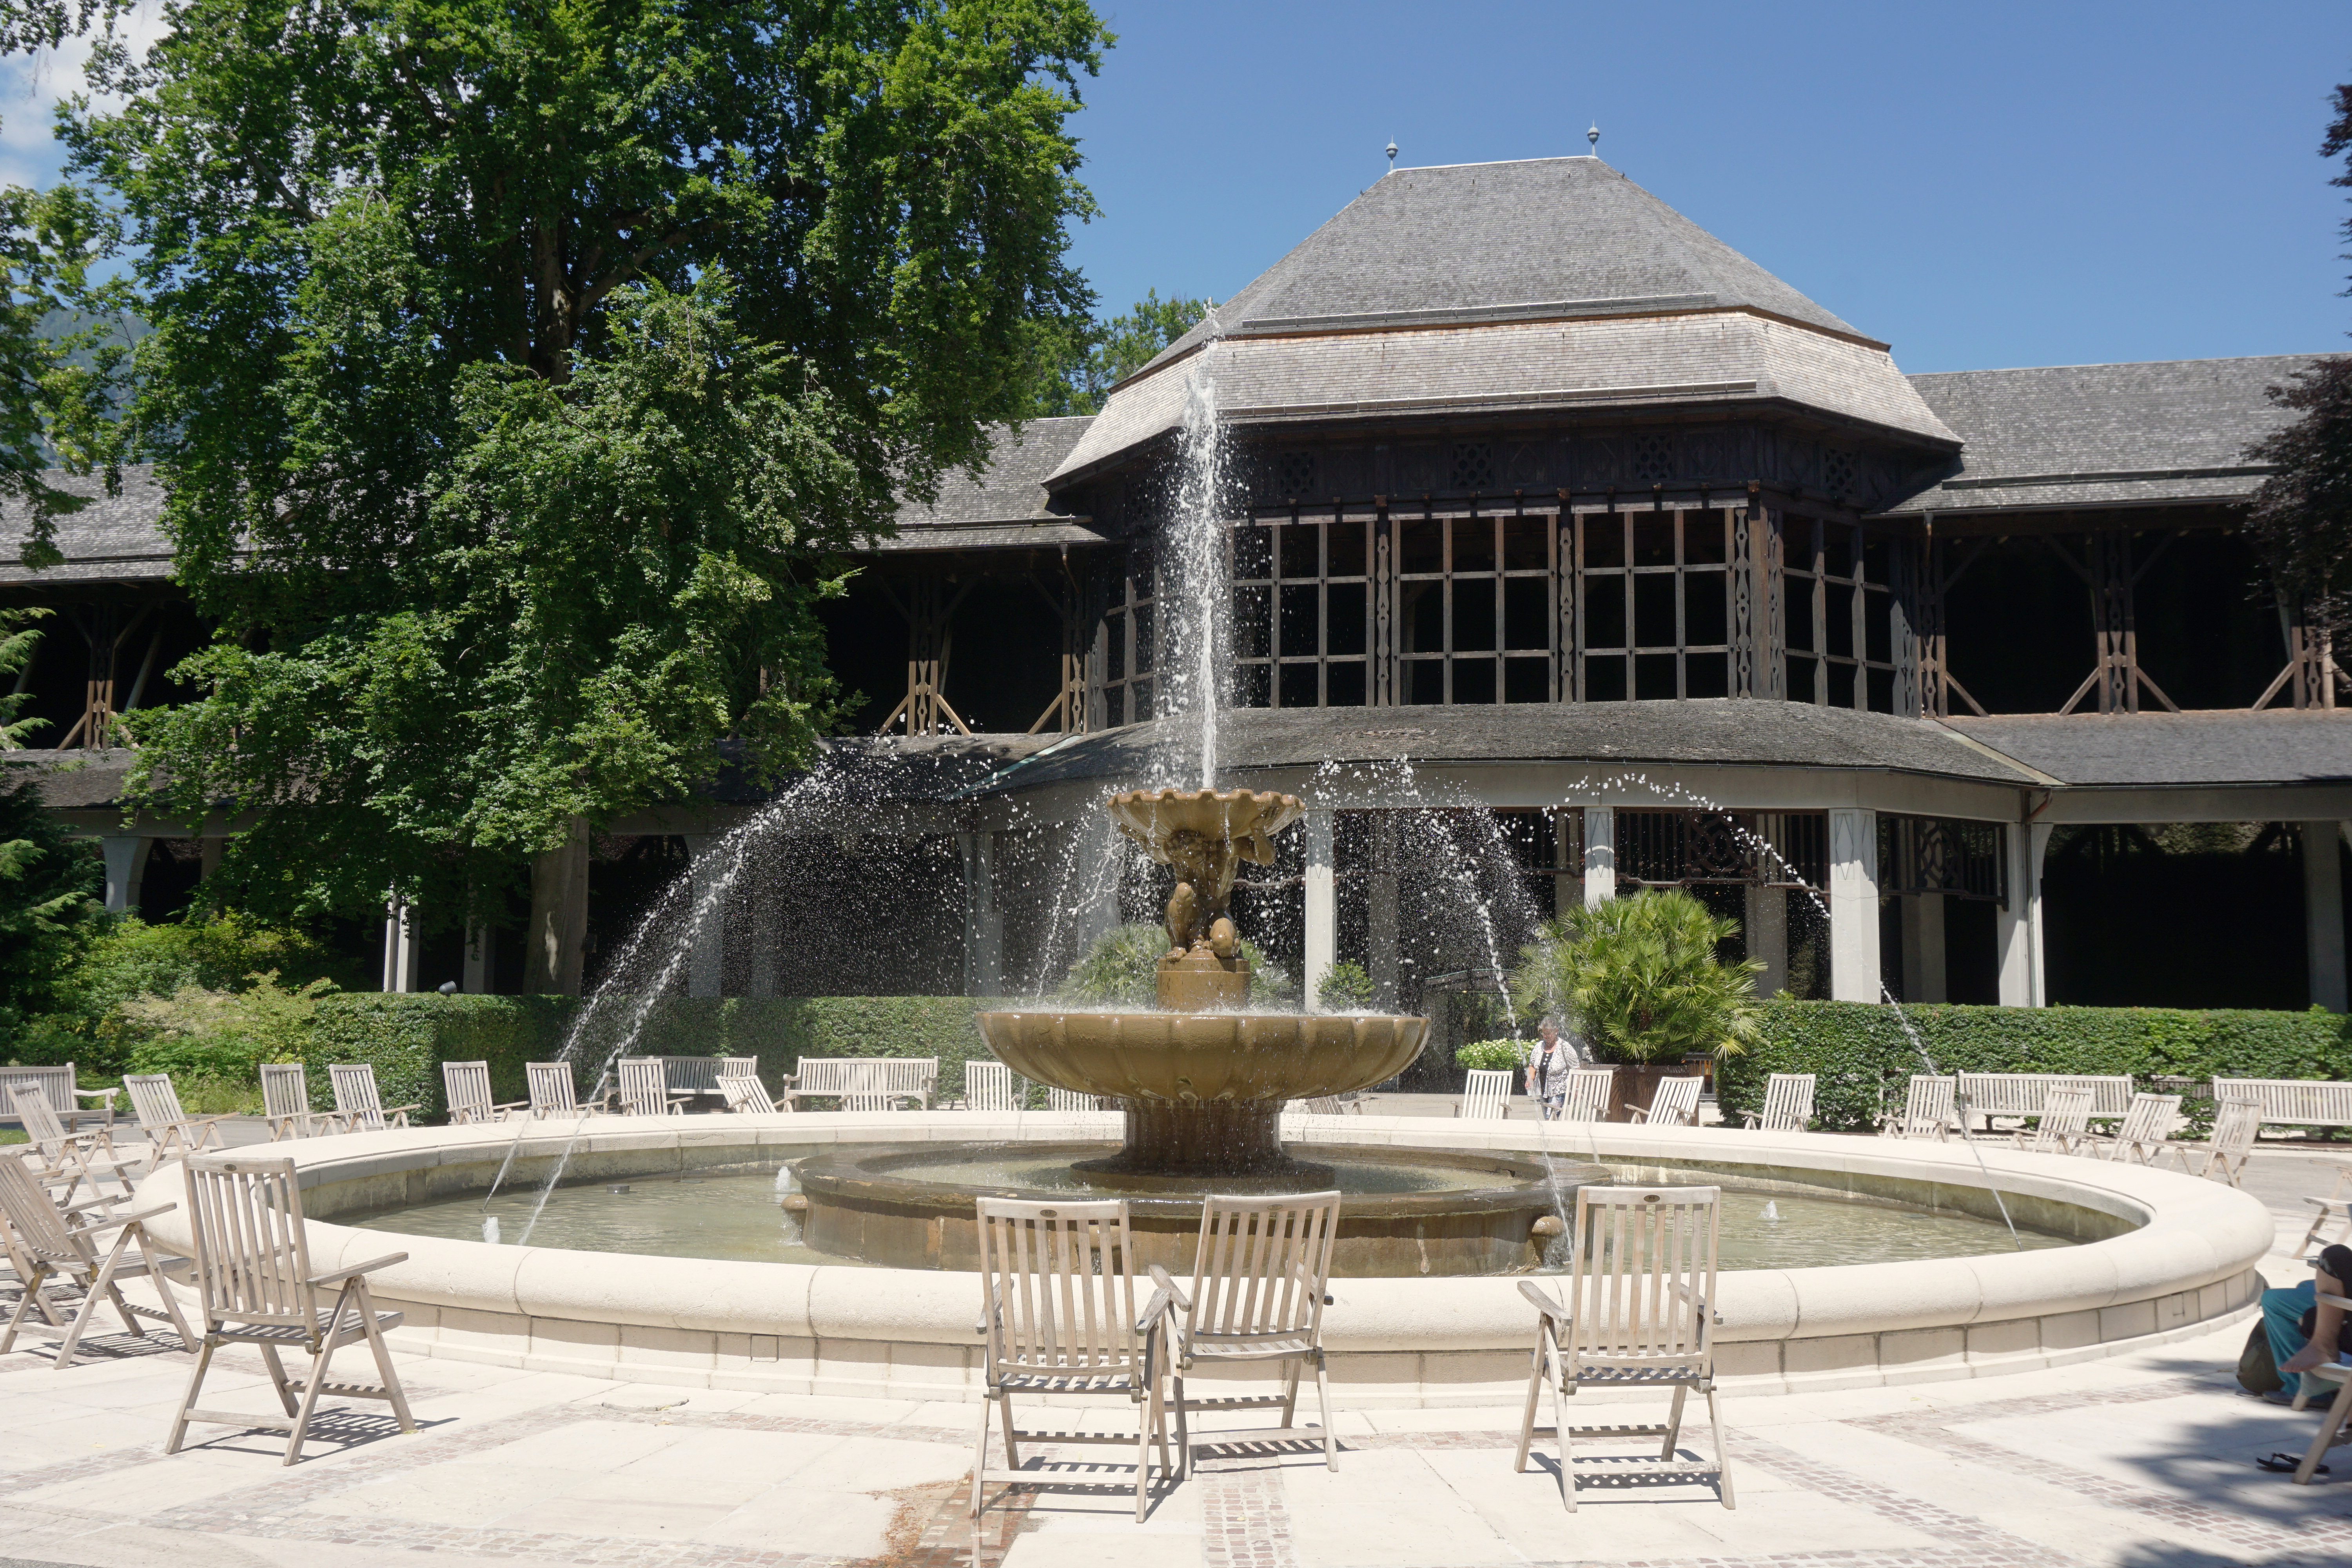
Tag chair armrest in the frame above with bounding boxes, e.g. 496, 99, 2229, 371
1518, 1279, 1568, 1320
386, 1104, 423, 1116
68, 1202, 173, 1232
1149, 1263, 1193, 1313
309, 1252, 409, 1287
1137, 1286, 1180, 1335
490, 1100, 530, 1111
71, 1087, 120, 1105
1737, 1111, 1759, 1128
2321, 1291, 2352, 1311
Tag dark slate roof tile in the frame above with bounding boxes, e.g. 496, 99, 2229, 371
1942, 710, 2352, 788
0, 467, 174, 585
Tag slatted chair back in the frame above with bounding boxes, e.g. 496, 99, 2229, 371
328, 1063, 407, 1132
182, 1155, 318, 1331
2189, 1099, 2264, 1184
1632, 1076, 1704, 1127
0, 1152, 76, 1263
1560, 1067, 1615, 1124
719, 1075, 779, 1114
653, 1056, 724, 1097
0, 1064, 107, 1132
2105, 1093, 2181, 1161
976, 1197, 1144, 1379
615, 1058, 681, 1116
1562, 1185, 1720, 1374
6, 1082, 120, 1203
2212, 1077, 2352, 1130
123, 1072, 191, 1135
10, 1083, 73, 1163
441, 1061, 500, 1126
717, 1058, 760, 1089
1045, 1086, 1106, 1113
1890, 1074, 1956, 1140
2016, 1086, 2094, 1156
1751, 1073, 1816, 1132
1183, 1192, 1340, 1361
527, 1062, 585, 1118
1959, 1072, 2136, 1121
1458, 1068, 1513, 1120
964, 1061, 1021, 1113
0, 1150, 191, 1370
260, 1063, 316, 1140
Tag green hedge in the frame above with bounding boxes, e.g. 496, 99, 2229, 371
305, 994, 1018, 1118
1717, 1000, 2352, 1132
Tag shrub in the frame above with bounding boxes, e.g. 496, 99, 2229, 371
308, 993, 575, 1118
1456, 1038, 1527, 1072
1512, 889, 1762, 1063
1317, 960, 1376, 1011
1716, 1000, 2352, 1132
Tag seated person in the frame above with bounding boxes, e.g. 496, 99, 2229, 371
2269, 1242, 2352, 1403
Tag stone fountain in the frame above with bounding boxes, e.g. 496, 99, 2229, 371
979, 788, 1429, 1179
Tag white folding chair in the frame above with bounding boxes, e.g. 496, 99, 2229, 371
1516, 1185, 1733, 1511
615, 1058, 690, 1116
1739, 1073, 1815, 1133
1560, 1068, 1615, 1124
10, 1084, 134, 1207
440, 1060, 524, 1126
2096, 1092, 2180, 1165
964, 1061, 1021, 1112
2012, 1085, 2095, 1156
327, 1064, 420, 1134
526, 1062, 598, 1119
1630, 1076, 1704, 1127
2171, 1099, 2261, 1187
260, 1063, 323, 1140
1880, 1074, 1956, 1141
0, 1152, 189, 1369
122, 1074, 231, 1165
720, 1075, 780, 1114
1455, 1068, 1513, 1120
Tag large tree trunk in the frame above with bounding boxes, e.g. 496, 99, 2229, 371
526, 817, 591, 995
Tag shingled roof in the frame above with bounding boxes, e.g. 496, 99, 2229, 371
0, 466, 174, 586
1050, 158, 1957, 484
1887, 355, 2321, 514
878, 417, 1105, 551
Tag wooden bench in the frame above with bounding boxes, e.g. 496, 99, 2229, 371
1955, 1073, 2135, 1130
781, 1058, 936, 1111
0, 1063, 117, 1134
651, 1056, 730, 1102
2212, 1077, 2352, 1130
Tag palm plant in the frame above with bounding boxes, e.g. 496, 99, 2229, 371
1511, 889, 1763, 1063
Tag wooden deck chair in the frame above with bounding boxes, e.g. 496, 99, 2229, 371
327, 1064, 420, 1134
0, 1152, 189, 1369
526, 1062, 598, 1119
10, 1085, 135, 1207
963, 1061, 1020, 1112
2094, 1092, 2180, 1165
972, 1196, 1174, 1524
1516, 1185, 1733, 1512
1046, 1087, 1110, 1112
615, 1058, 691, 1116
1739, 1072, 1815, 1132
1156, 1191, 1343, 1478
122, 1074, 232, 1166
1630, 1076, 1704, 1127
2294, 1163, 2352, 1260
2011, 1085, 2095, 1156
1455, 1068, 1513, 1119
2289, 1295, 2352, 1483
1560, 1068, 1615, 1124
166, 1154, 415, 1466
0, 1063, 119, 1134
719, 1074, 780, 1114
716, 1058, 761, 1099
1880, 1074, 1956, 1141
440, 1061, 524, 1127
2170, 1099, 2261, 1187
260, 1064, 323, 1141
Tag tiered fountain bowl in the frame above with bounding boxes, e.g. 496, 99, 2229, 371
790, 786, 1599, 1276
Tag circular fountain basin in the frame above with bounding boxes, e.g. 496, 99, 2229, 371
131, 1114, 2274, 1406
794, 1142, 1593, 1275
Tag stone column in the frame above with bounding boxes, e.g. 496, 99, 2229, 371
684, 834, 725, 1000
99, 834, 148, 915
1368, 812, 1400, 1008
1744, 883, 1788, 999
463, 926, 495, 994
526, 817, 591, 996
960, 830, 1004, 998
1827, 808, 1880, 1003
1303, 809, 1336, 1011
2307, 820, 2348, 1013
1900, 893, 1947, 1004
380, 899, 419, 993
1996, 821, 2049, 1007
1583, 806, 1616, 908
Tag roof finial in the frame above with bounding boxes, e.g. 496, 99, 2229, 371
1587, 123, 1600, 156
1385, 137, 1397, 173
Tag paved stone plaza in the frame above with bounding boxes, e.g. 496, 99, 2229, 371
0, 1137, 2338, 1568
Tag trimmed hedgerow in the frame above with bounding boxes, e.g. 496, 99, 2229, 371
1715, 1000, 2352, 1133
307, 994, 573, 1119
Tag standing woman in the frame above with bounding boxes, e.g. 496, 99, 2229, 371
1525, 1016, 1580, 1120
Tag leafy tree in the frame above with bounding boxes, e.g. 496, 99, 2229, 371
0, 610, 104, 1052
1019, 289, 1207, 416
1511, 890, 1761, 1063
2245, 82, 2352, 632
58, 0, 1111, 982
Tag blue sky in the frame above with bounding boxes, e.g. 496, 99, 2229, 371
2, 0, 2343, 375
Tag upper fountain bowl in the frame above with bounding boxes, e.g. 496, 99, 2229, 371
1104, 786, 1305, 866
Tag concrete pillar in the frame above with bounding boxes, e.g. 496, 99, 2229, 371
463, 926, 494, 994
1303, 809, 1336, 1011
1827, 808, 1880, 1003
2306, 820, 2347, 1013
1996, 821, 2050, 1007
99, 834, 147, 915
684, 834, 725, 1000
1554, 812, 1579, 918
526, 817, 591, 995
1368, 813, 1400, 1008
380, 899, 419, 993
1900, 893, 1947, 1005
1745, 884, 1789, 999
960, 830, 1003, 998
199, 836, 223, 879
1583, 806, 1616, 908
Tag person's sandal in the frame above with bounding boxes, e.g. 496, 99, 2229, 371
2257, 1452, 2327, 1475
